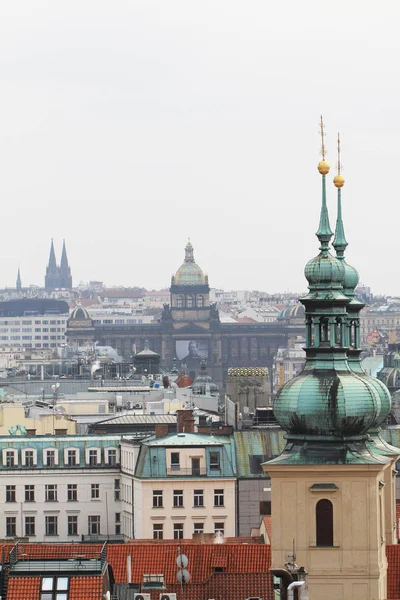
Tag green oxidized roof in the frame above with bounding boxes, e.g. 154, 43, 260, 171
234, 430, 286, 477
173, 241, 206, 285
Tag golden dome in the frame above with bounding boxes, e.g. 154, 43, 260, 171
333, 174, 345, 188
318, 160, 330, 175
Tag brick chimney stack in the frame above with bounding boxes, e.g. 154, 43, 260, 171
177, 409, 195, 433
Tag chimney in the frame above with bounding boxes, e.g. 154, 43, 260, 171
155, 424, 169, 438
177, 409, 195, 433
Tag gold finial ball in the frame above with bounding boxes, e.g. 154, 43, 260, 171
318, 160, 330, 175
334, 174, 345, 188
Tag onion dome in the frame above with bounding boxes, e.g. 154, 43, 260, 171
274, 367, 386, 437
172, 241, 207, 285
192, 359, 218, 396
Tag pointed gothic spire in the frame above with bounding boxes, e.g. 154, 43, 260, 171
16, 267, 21, 292
60, 239, 69, 268
48, 239, 57, 268
332, 133, 348, 256
316, 116, 333, 246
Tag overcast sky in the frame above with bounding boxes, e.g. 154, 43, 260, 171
0, 1, 398, 294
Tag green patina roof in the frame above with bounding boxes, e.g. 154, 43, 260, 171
234, 430, 286, 478
143, 433, 229, 446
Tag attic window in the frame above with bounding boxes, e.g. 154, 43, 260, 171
40, 576, 69, 600
214, 566, 225, 572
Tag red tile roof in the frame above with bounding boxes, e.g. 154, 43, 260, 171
263, 516, 272, 543
69, 575, 104, 600
107, 543, 272, 585
16, 543, 103, 561
7, 576, 41, 600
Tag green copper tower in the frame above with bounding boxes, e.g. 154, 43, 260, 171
268, 119, 392, 466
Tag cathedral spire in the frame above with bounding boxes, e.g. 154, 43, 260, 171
16, 267, 21, 292
332, 133, 347, 256
60, 239, 69, 269
48, 239, 57, 268
59, 239, 72, 289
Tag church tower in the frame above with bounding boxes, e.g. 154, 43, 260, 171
45, 239, 60, 291
264, 120, 399, 600
45, 239, 73, 291
59, 239, 73, 289
16, 268, 21, 292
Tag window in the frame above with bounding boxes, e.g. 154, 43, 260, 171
174, 523, 184, 539
197, 295, 204, 308
153, 490, 163, 508
173, 490, 184, 507
24, 450, 34, 467
170, 452, 180, 470
25, 516, 35, 536
40, 576, 68, 600
194, 522, 204, 535
88, 515, 100, 535
67, 484, 77, 501
186, 295, 193, 308
214, 489, 224, 507
45, 484, 58, 502
115, 513, 121, 535
260, 501, 271, 515
114, 479, 120, 501
153, 523, 163, 540
108, 448, 117, 465
316, 499, 333, 546
46, 450, 56, 467
5, 450, 15, 467
177, 295, 183, 308
91, 484, 100, 500
25, 485, 35, 502
214, 522, 225, 535
67, 515, 78, 536
6, 517, 16, 537
88, 449, 98, 466
67, 450, 77, 466
6, 485, 16, 502
210, 452, 220, 470
193, 489, 204, 507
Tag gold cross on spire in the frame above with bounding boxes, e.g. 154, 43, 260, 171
317, 115, 330, 175
319, 115, 326, 161
334, 132, 345, 188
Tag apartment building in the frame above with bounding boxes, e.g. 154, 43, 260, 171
121, 426, 237, 541
0, 434, 124, 542
0, 314, 69, 349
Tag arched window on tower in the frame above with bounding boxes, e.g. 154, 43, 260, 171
197, 295, 204, 308
177, 296, 183, 308
186, 296, 193, 308
316, 499, 333, 546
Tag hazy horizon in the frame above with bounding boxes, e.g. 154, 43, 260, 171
0, 1, 399, 296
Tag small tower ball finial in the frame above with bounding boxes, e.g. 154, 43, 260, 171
334, 132, 345, 188
318, 115, 330, 175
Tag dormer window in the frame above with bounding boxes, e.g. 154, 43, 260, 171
46, 450, 55, 467
65, 448, 79, 466
87, 448, 100, 466
23, 448, 37, 467
5, 450, 15, 467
